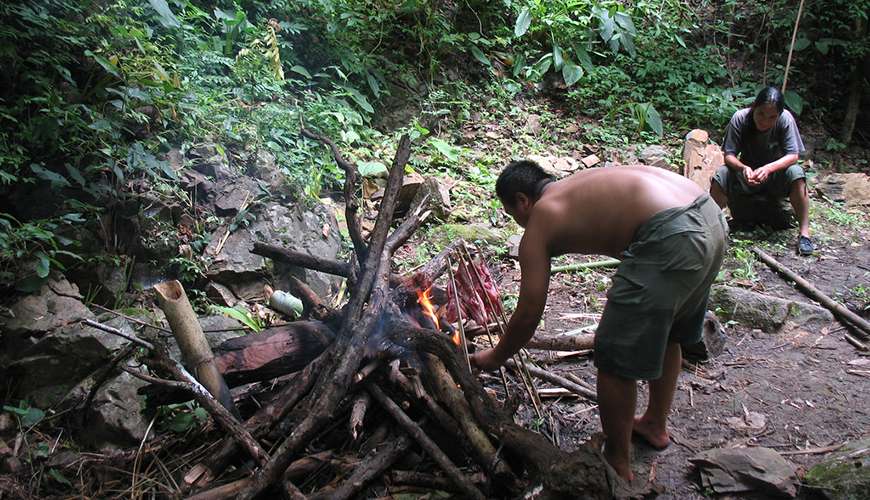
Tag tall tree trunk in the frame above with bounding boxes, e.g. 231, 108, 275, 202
840, 18, 867, 145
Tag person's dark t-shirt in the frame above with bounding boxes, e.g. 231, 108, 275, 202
723, 108, 805, 169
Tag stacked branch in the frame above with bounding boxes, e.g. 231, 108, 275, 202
111, 128, 614, 499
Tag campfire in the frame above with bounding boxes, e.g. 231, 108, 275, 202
98, 128, 613, 499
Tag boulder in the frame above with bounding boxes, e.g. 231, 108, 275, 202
187, 144, 232, 179
638, 144, 672, 170
804, 437, 870, 499
690, 447, 797, 497
709, 285, 834, 333
213, 176, 265, 217
205, 201, 342, 299
682, 310, 727, 362
0, 275, 94, 357
5, 317, 129, 407
815, 173, 870, 209
246, 149, 286, 193
82, 367, 149, 449
682, 129, 723, 190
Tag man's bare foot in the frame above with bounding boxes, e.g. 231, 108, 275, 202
603, 443, 634, 482
633, 417, 670, 450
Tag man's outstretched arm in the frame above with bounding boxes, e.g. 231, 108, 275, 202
471, 229, 550, 370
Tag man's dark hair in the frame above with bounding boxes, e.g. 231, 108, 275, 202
496, 160, 556, 206
751, 86, 785, 114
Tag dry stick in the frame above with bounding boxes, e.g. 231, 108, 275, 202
366, 384, 487, 500
389, 363, 460, 432
505, 359, 597, 400
308, 433, 413, 500
781, 0, 806, 94
389, 470, 487, 493
119, 363, 267, 467
526, 332, 596, 352
751, 247, 870, 338
349, 392, 371, 441
445, 254, 472, 374
845, 333, 869, 351
550, 259, 620, 274
780, 443, 845, 456
83, 318, 155, 349
462, 244, 543, 417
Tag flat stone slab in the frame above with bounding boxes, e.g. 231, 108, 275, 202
710, 285, 834, 333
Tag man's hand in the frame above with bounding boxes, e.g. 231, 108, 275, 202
752, 165, 772, 184
470, 348, 505, 371
743, 166, 761, 186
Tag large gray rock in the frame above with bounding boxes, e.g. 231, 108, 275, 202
188, 144, 232, 179
691, 447, 797, 497
205, 201, 342, 299
5, 317, 128, 407
710, 285, 834, 333
805, 437, 870, 499
82, 367, 149, 449
430, 224, 505, 248
638, 144, 672, 169
0, 275, 94, 357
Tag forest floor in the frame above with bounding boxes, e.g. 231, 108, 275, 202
393, 94, 870, 498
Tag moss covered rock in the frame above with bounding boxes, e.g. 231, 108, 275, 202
804, 438, 870, 500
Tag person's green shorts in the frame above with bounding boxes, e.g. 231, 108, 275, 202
712, 164, 805, 199
593, 194, 727, 381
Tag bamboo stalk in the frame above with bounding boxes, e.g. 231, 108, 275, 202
505, 360, 597, 400
752, 247, 870, 337
551, 259, 620, 274
154, 280, 237, 417
781, 0, 806, 94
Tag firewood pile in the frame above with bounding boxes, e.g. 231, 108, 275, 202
97, 129, 615, 499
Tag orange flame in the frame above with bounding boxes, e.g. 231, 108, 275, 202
416, 287, 439, 330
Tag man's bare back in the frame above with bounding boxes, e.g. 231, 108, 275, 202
529, 165, 704, 258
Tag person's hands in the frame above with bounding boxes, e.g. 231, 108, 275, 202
753, 165, 772, 184
469, 348, 505, 371
743, 166, 761, 186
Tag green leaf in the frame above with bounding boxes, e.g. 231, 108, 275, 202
814, 40, 830, 55
470, 45, 491, 67
357, 161, 388, 177
366, 72, 380, 98
84, 50, 121, 79
290, 65, 311, 79
212, 305, 262, 332
428, 139, 461, 162
35, 252, 50, 278
644, 104, 663, 136
793, 37, 811, 51
597, 10, 615, 42
48, 468, 72, 486
573, 45, 594, 72
3, 405, 45, 427
614, 12, 636, 35
562, 63, 584, 87
167, 412, 195, 433
341, 86, 374, 114
783, 90, 804, 115
552, 45, 564, 70
148, 0, 181, 28
30, 164, 70, 188
515, 8, 532, 37
674, 34, 687, 48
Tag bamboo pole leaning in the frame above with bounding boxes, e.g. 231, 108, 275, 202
751, 247, 870, 339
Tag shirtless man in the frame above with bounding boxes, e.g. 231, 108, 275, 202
470, 160, 727, 481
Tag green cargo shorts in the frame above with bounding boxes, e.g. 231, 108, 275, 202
712, 164, 805, 199
593, 194, 727, 380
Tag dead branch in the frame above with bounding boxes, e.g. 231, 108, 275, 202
308, 433, 413, 500
505, 359, 597, 400
367, 384, 487, 500
301, 127, 368, 262
525, 332, 595, 352
388, 470, 488, 493
349, 392, 370, 441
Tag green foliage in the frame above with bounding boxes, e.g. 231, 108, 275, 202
3, 401, 46, 428
157, 401, 209, 433
211, 304, 263, 332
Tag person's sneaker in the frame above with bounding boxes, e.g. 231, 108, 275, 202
797, 235, 815, 256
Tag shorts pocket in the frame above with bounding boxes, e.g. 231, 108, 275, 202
606, 272, 647, 305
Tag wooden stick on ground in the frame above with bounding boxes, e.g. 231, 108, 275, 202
366, 384, 487, 500
751, 247, 870, 337
505, 359, 597, 400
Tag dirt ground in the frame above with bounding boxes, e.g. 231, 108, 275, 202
453, 214, 870, 498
